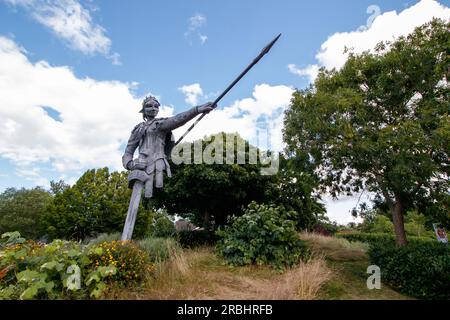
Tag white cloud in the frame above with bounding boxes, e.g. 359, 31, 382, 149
173, 83, 295, 153
287, 64, 320, 83
108, 52, 121, 66
15, 166, 50, 188
3, 0, 118, 60
178, 83, 204, 106
199, 34, 208, 45
0, 36, 173, 182
185, 13, 208, 45
188, 13, 206, 29
289, 0, 450, 82
322, 195, 365, 225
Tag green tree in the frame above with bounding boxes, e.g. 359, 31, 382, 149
275, 155, 326, 230
283, 19, 449, 246
371, 215, 394, 234
404, 211, 435, 238
149, 210, 176, 238
49, 180, 69, 195
0, 187, 52, 239
42, 168, 152, 241
151, 133, 279, 228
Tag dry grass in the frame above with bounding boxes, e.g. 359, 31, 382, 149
290, 256, 333, 299
105, 233, 412, 300
137, 246, 332, 300
300, 232, 369, 261
210, 256, 332, 300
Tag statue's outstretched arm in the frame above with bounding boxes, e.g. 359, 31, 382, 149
159, 102, 215, 131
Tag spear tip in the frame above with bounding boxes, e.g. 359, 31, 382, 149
260, 33, 282, 56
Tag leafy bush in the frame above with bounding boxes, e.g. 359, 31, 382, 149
216, 202, 308, 268
149, 212, 176, 238
138, 237, 181, 262
86, 232, 121, 246
337, 232, 433, 246
0, 232, 116, 299
177, 230, 217, 248
312, 221, 338, 236
0, 232, 155, 299
88, 241, 151, 284
368, 242, 450, 299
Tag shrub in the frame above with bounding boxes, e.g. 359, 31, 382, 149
0, 232, 116, 299
216, 202, 309, 268
177, 230, 217, 248
86, 233, 121, 246
368, 241, 450, 299
149, 212, 176, 238
138, 237, 181, 262
88, 240, 152, 284
337, 232, 433, 246
312, 221, 338, 236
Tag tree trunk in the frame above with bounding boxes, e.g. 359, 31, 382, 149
391, 195, 408, 246
203, 210, 210, 227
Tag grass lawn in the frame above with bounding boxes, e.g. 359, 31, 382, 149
299, 233, 412, 300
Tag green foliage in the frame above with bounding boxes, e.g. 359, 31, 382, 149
0, 232, 115, 299
149, 211, 176, 238
283, 19, 450, 245
177, 230, 217, 248
368, 241, 450, 299
1, 231, 26, 246
274, 156, 326, 231
216, 202, 308, 268
0, 232, 155, 299
86, 233, 121, 246
404, 211, 436, 238
153, 133, 323, 231
358, 210, 436, 238
312, 220, 339, 236
88, 240, 151, 284
137, 237, 181, 262
0, 187, 52, 239
370, 215, 394, 234
152, 133, 280, 227
42, 168, 153, 241
337, 232, 433, 246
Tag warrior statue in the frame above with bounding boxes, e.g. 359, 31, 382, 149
121, 96, 214, 240
121, 33, 281, 240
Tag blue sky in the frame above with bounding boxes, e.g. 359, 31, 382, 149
0, 0, 449, 224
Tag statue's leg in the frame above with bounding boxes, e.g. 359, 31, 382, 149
144, 173, 154, 198
121, 181, 144, 241
155, 159, 164, 188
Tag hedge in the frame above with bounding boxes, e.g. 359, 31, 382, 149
336, 232, 434, 246
368, 241, 450, 299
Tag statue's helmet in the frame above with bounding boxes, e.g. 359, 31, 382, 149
139, 96, 160, 113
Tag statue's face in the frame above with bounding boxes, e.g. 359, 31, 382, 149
143, 102, 159, 119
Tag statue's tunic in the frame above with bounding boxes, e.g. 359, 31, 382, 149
122, 107, 199, 198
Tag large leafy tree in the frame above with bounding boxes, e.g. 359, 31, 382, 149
276, 155, 326, 230
283, 19, 449, 246
151, 133, 279, 227
43, 168, 152, 240
0, 187, 52, 239
151, 132, 325, 230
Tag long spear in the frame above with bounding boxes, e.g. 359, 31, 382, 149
174, 33, 282, 146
